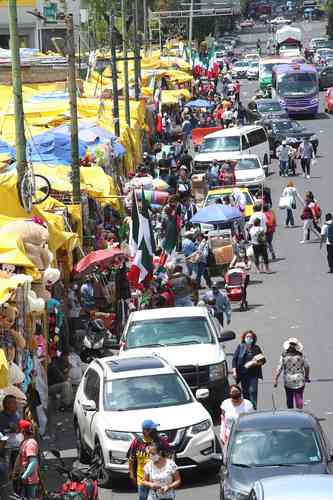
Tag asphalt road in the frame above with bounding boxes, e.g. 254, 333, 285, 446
43, 19, 333, 500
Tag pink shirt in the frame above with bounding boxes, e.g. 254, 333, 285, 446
20, 438, 40, 484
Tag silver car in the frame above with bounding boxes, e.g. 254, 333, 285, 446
250, 474, 333, 500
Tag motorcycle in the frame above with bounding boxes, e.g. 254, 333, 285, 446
80, 319, 117, 364
50, 448, 101, 499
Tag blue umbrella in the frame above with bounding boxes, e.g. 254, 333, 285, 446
191, 204, 242, 225
186, 99, 215, 109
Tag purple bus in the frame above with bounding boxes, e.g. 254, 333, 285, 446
272, 63, 319, 116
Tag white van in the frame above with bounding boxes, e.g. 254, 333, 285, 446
194, 125, 271, 175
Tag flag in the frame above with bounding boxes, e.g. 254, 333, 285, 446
129, 191, 140, 257
128, 190, 156, 285
159, 214, 178, 267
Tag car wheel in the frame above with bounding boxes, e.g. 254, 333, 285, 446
75, 423, 91, 464
95, 439, 112, 488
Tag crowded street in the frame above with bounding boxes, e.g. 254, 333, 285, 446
1, 1, 333, 499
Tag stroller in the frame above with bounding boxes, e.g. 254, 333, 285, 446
224, 267, 248, 311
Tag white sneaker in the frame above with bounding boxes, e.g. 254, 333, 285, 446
300, 240, 305, 244
306, 175, 310, 179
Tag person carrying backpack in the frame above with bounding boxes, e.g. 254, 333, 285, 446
249, 218, 270, 273
320, 213, 333, 273
263, 205, 276, 260
300, 198, 320, 244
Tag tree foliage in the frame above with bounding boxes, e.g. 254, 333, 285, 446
327, 0, 333, 39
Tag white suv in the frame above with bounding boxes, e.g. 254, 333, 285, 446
73, 354, 217, 482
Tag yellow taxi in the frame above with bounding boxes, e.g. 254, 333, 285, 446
204, 186, 255, 219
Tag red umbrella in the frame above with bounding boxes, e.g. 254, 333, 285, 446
75, 248, 127, 275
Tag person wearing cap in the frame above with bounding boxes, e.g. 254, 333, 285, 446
276, 141, 292, 177
206, 282, 231, 327
14, 420, 40, 498
128, 420, 171, 500
274, 338, 310, 410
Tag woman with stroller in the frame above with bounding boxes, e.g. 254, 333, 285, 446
232, 330, 265, 410
229, 246, 250, 309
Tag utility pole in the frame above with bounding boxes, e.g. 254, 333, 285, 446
8, 0, 27, 182
66, 14, 81, 203
143, 0, 148, 54
133, 0, 140, 101
121, 0, 131, 127
189, 0, 194, 52
110, 12, 120, 137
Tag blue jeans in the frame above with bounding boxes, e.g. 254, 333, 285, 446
175, 295, 193, 307
196, 261, 208, 288
240, 376, 259, 409
138, 485, 149, 500
280, 160, 288, 175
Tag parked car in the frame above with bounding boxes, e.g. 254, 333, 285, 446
219, 410, 333, 500
324, 87, 333, 113
260, 117, 319, 156
119, 307, 235, 413
247, 99, 288, 122
74, 354, 219, 483
240, 19, 255, 28
247, 61, 260, 80
314, 48, 333, 65
231, 60, 251, 79
310, 37, 327, 51
250, 474, 333, 500
270, 16, 292, 25
319, 66, 333, 90
205, 186, 255, 220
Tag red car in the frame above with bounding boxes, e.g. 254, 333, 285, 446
240, 19, 255, 28
324, 87, 333, 113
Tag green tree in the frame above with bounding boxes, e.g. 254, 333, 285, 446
327, 0, 333, 39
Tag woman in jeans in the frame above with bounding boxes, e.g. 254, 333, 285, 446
281, 181, 302, 228
274, 337, 310, 409
232, 330, 264, 409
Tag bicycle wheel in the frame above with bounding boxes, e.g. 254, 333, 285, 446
32, 174, 51, 205
19, 172, 33, 213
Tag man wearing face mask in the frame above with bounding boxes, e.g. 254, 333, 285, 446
232, 330, 265, 409
127, 420, 171, 500
220, 385, 253, 445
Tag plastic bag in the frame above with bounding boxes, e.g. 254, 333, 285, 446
279, 196, 291, 209
311, 158, 318, 168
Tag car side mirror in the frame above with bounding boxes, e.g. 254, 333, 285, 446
82, 400, 97, 412
219, 330, 236, 342
196, 388, 209, 400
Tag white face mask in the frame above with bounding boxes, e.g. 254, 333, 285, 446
150, 454, 160, 463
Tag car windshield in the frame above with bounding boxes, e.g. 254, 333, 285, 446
234, 61, 248, 68
230, 428, 322, 467
235, 158, 260, 170
278, 72, 317, 96
201, 137, 240, 152
257, 101, 282, 112
261, 62, 277, 76
273, 120, 303, 132
249, 62, 259, 68
206, 191, 253, 205
125, 317, 215, 348
104, 373, 192, 411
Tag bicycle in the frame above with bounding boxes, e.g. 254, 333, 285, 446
18, 156, 51, 213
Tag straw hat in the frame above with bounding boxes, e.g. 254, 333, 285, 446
283, 337, 303, 353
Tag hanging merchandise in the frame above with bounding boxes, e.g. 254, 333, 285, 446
47, 298, 64, 358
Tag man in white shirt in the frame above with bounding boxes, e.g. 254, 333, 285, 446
276, 140, 292, 177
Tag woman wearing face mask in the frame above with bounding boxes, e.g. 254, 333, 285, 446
220, 385, 253, 445
274, 337, 310, 409
232, 330, 265, 410
142, 442, 181, 500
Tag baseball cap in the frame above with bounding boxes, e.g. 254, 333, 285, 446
142, 419, 159, 430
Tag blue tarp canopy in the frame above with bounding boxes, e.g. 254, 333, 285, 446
27, 121, 126, 164
191, 204, 242, 225
0, 140, 15, 157
186, 99, 215, 109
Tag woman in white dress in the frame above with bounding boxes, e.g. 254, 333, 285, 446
142, 442, 181, 500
